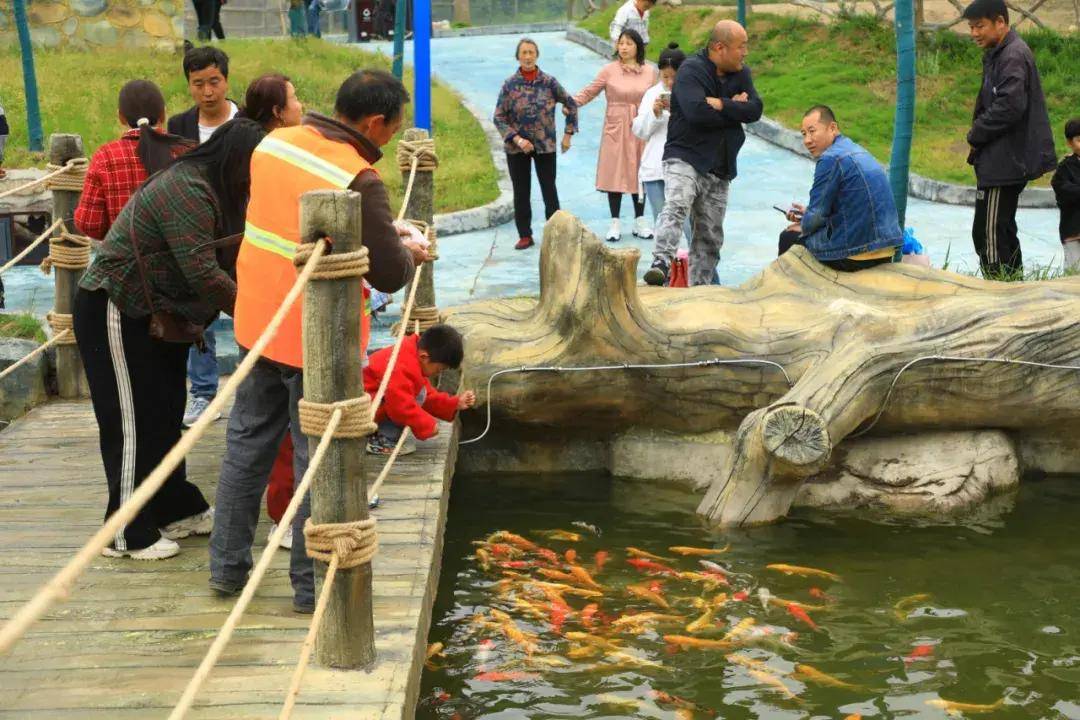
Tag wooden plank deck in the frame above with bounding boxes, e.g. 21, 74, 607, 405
0, 399, 458, 719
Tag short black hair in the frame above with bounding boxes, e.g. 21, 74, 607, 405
658, 42, 686, 71
183, 46, 229, 80
615, 29, 647, 66
516, 37, 539, 59
1066, 118, 1080, 141
335, 69, 411, 123
962, 0, 1009, 24
418, 324, 464, 369
804, 105, 837, 126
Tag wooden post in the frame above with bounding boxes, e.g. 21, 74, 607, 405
49, 134, 88, 399
300, 189, 375, 669
401, 128, 437, 314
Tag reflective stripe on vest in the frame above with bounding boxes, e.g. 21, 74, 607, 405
234, 124, 376, 368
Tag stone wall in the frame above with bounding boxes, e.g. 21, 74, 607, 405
1, 0, 185, 50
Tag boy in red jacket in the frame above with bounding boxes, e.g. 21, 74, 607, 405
364, 324, 475, 455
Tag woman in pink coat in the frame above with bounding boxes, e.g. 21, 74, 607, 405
575, 29, 658, 243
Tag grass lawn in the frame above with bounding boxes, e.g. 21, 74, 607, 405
580, 7, 1077, 186
0, 313, 46, 343
0, 38, 498, 214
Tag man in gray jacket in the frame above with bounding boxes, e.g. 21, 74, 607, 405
963, 0, 1055, 277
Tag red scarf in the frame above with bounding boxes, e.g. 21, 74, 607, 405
520, 67, 539, 83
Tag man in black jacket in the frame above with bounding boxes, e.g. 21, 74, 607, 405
963, 0, 1055, 277
644, 19, 762, 286
1051, 119, 1080, 269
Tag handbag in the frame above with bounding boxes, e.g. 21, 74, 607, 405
128, 208, 206, 348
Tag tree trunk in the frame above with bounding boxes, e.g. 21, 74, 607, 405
453, 0, 471, 25
446, 212, 1080, 527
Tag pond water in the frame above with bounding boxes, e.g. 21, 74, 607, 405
419, 473, 1080, 719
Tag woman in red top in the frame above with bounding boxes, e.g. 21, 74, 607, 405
74, 80, 192, 239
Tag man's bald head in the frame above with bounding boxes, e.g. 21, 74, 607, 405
706, 19, 749, 73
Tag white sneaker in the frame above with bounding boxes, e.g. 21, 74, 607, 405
183, 396, 220, 428
269, 523, 293, 550
161, 507, 215, 540
102, 536, 180, 560
632, 216, 654, 239
605, 219, 621, 242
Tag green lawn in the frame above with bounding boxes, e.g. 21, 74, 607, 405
0, 38, 498, 213
581, 7, 1077, 185
0, 313, 46, 343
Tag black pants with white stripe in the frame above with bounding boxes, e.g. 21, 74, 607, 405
973, 183, 1025, 278
74, 289, 209, 551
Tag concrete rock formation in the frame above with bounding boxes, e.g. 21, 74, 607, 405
448, 211, 1080, 526
5, 0, 183, 50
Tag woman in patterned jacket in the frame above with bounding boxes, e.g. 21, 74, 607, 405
493, 38, 579, 250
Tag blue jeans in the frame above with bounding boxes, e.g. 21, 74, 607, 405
378, 386, 426, 441
306, 0, 322, 37
642, 178, 721, 285
187, 321, 221, 400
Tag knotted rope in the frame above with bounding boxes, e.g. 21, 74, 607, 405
40, 231, 92, 274
403, 219, 438, 261
394, 305, 440, 335
45, 312, 77, 346
297, 396, 377, 438
0, 218, 64, 276
0, 159, 86, 201
396, 137, 439, 174
303, 517, 379, 569
43, 158, 89, 192
293, 239, 370, 280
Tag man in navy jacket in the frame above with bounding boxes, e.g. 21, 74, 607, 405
644, 19, 762, 287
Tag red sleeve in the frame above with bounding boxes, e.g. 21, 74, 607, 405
382, 367, 439, 440
74, 152, 110, 240
420, 377, 459, 422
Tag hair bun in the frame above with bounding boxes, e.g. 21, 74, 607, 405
667, 42, 679, 49
136, 117, 150, 127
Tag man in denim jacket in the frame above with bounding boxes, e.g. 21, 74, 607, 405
779, 106, 902, 272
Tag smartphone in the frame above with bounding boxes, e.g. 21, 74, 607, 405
772, 205, 789, 216
660, 92, 671, 105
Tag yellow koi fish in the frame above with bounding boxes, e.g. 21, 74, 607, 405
748, 669, 800, 701
426, 642, 445, 661
669, 544, 731, 556
594, 694, 644, 711
722, 617, 757, 643
527, 654, 573, 668
725, 653, 771, 672
605, 650, 664, 669
664, 634, 732, 650
474, 547, 493, 570
536, 529, 582, 542
611, 612, 684, 627
685, 607, 716, 634
674, 709, 695, 720
893, 593, 932, 620
767, 596, 828, 612
793, 663, 860, 690
487, 531, 541, 552
568, 565, 604, 590
627, 547, 672, 561
567, 644, 599, 659
626, 584, 672, 609
765, 564, 841, 582
564, 630, 623, 651
924, 698, 1005, 715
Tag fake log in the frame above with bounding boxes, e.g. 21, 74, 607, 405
445, 211, 1080, 526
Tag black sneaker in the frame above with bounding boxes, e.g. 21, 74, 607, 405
209, 578, 242, 598
293, 602, 315, 615
643, 259, 669, 287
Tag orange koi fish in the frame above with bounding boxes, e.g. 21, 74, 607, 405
474, 548, 492, 571
536, 529, 582, 542
732, 591, 749, 602
581, 603, 599, 628
426, 642, 445, 661
627, 547, 672, 561
766, 563, 841, 582
500, 560, 533, 570
593, 550, 609, 573
664, 634, 732, 650
725, 652, 771, 672
627, 558, 677, 575
844, 715, 862, 720
786, 602, 819, 631
674, 709, 694, 720
808, 587, 831, 602
670, 544, 731, 556
568, 565, 604, 590
679, 571, 729, 587
538, 567, 579, 583
565, 549, 578, 564
487, 542, 523, 558
533, 547, 559, 565
473, 670, 539, 682
904, 643, 935, 664
793, 663, 860, 690
925, 697, 1005, 714
748, 669, 800, 701
488, 531, 541, 552
626, 584, 672, 609
549, 602, 568, 634
611, 611, 684, 627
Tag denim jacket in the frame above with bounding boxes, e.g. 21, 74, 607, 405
800, 135, 902, 261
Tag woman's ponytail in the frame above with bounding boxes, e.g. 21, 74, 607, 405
118, 80, 192, 176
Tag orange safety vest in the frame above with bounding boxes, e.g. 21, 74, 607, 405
234, 124, 375, 369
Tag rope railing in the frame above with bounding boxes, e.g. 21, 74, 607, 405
0, 159, 86, 201
0, 218, 64, 276
0, 239, 328, 656
0, 330, 72, 383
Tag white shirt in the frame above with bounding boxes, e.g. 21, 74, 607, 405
197, 101, 239, 144
632, 82, 670, 185
610, 0, 650, 46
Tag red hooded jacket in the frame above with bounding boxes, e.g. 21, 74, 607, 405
363, 334, 459, 440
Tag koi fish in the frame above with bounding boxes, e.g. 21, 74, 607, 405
581, 603, 599, 628
604, 650, 664, 669
894, 592, 932, 620
533, 547, 560, 565
670, 544, 731, 556
748, 669, 800, 701
500, 560, 533, 570
626, 584, 672, 609
568, 565, 604, 590
758, 587, 772, 609
472, 670, 539, 682
532, 580, 603, 599
767, 596, 827, 612
674, 710, 694, 720
474, 548, 492, 570
925, 697, 1005, 715
732, 591, 749, 602
766, 563, 841, 582
538, 567, 579, 584
511, 597, 547, 621
567, 644, 599, 659
571, 521, 601, 536
627, 558, 677, 575
844, 715, 862, 720
426, 642, 445, 661
793, 663, 860, 690
528, 654, 572, 668
564, 630, 623, 651
536, 529, 582, 542
723, 617, 757, 642
549, 603, 568, 634
710, 592, 730, 609
664, 634, 732, 650
594, 694, 642, 711
488, 531, 541, 552
565, 549, 578, 564
686, 607, 716, 633
593, 550, 609, 573
610, 611, 683, 627
678, 571, 729, 587
628, 547, 672, 561
808, 587, 831, 601
904, 643, 935, 664
726, 652, 771, 672
786, 602, 819, 631
485, 542, 523, 558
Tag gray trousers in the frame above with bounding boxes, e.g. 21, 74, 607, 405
209, 356, 314, 607
651, 158, 730, 286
